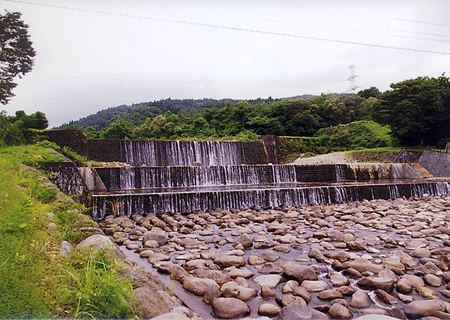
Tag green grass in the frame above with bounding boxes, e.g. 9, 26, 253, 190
0, 144, 135, 318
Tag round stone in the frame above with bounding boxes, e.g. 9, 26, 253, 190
212, 298, 250, 319
258, 303, 281, 317
424, 274, 442, 287
301, 280, 328, 292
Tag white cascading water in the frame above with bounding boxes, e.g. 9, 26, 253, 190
89, 141, 450, 220
121, 140, 246, 166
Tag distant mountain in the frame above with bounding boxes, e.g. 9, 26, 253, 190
56, 98, 239, 130
55, 94, 342, 130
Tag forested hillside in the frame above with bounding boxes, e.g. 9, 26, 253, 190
57, 95, 341, 131
49, 76, 450, 150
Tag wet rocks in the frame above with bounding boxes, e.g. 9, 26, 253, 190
101, 194, 450, 320
182, 277, 220, 297
281, 262, 318, 282
278, 303, 329, 320
213, 254, 245, 268
404, 299, 447, 318
349, 290, 372, 308
211, 297, 249, 319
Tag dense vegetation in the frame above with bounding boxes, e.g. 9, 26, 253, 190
57, 95, 331, 131
373, 75, 450, 146
0, 144, 134, 318
0, 110, 49, 146
278, 120, 391, 162
64, 93, 375, 142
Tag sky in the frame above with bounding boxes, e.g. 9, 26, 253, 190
2, 0, 450, 128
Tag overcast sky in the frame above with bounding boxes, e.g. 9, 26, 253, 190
2, 0, 450, 127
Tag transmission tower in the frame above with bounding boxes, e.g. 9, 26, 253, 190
347, 65, 360, 93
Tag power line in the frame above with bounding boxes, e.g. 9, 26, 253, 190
387, 17, 450, 28
356, 30, 450, 43
390, 29, 450, 39
4, 0, 450, 56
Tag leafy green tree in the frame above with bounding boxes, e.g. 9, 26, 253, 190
246, 116, 284, 135
373, 75, 450, 146
149, 113, 181, 139
358, 87, 380, 99
101, 117, 133, 139
0, 11, 36, 104
0, 110, 24, 146
9, 110, 48, 129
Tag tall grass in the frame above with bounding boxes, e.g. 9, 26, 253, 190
0, 153, 53, 317
0, 144, 135, 318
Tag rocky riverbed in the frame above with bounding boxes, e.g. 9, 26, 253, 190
99, 194, 450, 319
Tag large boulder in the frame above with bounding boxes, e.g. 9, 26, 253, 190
278, 303, 329, 320
143, 228, 168, 246
133, 286, 179, 319
213, 254, 246, 268
212, 297, 250, 319
357, 276, 396, 293
404, 299, 446, 319
281, 262, 318, 282
76, 234, 125, 260
182, 277, 220, 296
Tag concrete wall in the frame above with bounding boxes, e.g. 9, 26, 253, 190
39, 162, 91, 206
46, 130, 275, 165
44, 130, 88, 156
419, 150, 450, 177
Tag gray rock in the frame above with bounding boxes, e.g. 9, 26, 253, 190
328, 302, 352, 319
59, 240, 73, 258
278, 303, 330, 320
401, 274, 425, 289
248, 255, 265, 265
182, 277, 220, 296
76, 234, 125, 260
221, 281, 257, 301
419, 261, 443, 276
374, 289, 398, 305
238, 233, 253, 248
350, 290, 372, 308
317, 289, 343, 300
354, 315, 399, 320
258, 303, 281, 317
417, 286, 440, 299
281, 261, 318, 282
133, 286, 179, 319
260, 250, 280, 262
301, 280, 328, 292
254, 274, 283, 288
213, 254, 246, 268
191, 269, 231, 285
357, 276, 396, 292
276, 294, 307, 307
342, 258, 384, 273
228, 267, 254, 279
143, 228, 168, 246
330, 274, 349, 286
212, 297, 250, 319
424, 273, 442, 287
404, 299, 446, 318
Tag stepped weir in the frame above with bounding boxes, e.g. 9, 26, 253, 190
75, 139, 450, 220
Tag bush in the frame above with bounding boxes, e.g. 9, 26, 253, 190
58, 251, 134, 319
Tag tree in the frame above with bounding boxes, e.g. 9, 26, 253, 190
358, 87, 380, 99
102, 117, 133, 139
373, 75, 450, 146
0, 11, 36, 104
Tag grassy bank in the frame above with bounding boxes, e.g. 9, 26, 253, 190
0, 144, 134, 318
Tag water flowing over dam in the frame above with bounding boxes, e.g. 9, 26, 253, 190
74, 139, 450, 220
120, 140, 248, 166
